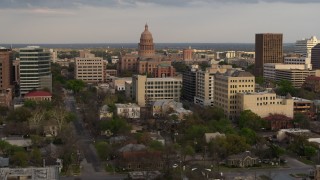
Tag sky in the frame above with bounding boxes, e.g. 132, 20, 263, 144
0, 0, 319, 44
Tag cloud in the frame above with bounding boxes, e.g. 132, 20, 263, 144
0, 0, 319, 9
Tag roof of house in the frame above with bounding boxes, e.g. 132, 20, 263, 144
0, 157, 9, 167
228, 151, 258, 160
118, 143, 146, 152
25, 91, 52, 97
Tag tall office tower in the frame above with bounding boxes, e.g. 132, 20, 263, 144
255, 33, 283, 77
0, 47, 13, 89
19, 46, 52, 95
183, 47, 193, 61
138, 24, 155, 57
182, 66, 198, 102
295, 36, 318, 57
311, 44, 320, 69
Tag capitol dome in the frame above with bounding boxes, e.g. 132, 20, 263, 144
138, 24, 155, 57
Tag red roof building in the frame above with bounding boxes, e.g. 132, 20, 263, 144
24, 91, 52, 102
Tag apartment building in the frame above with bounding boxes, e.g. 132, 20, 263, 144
129, 75, 182, 107
194, 65, 233, 106
237, 91, 294, 118
75, 57, 105, 83
214, 70, 255, 120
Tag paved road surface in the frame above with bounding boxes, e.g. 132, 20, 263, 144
62, 93, 127, 180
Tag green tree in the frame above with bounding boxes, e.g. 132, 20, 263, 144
293, 113, 310, 129
304, 146, 317, 160
238, 110, 265, 131
239, 128, 258, 145
94, 141, 111, 161
149, 140, 164, 151
30, 148, 42, 166
255, 76, 264, 86
225, 134, 250, 156
172, 62, 188, 73
66, 79, 85, 93
6, 107, 32, 122
99, 117, 131, 135
276, 80, 296, 96
181, 145, 195, 161
11, 151, 29, 167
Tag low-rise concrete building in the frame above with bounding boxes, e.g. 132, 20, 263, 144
237, 91, 294, 118
115, 103, 140, 119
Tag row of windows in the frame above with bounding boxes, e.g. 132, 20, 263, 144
257, 101, 282, 106
257, 96, 276, 101
147, 81, 180, 85
146, 86, 181, 89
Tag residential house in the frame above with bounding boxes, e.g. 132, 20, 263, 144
204, 132, 226, 143
99, 105, 113, 120
227, 151, 259, 168
117, 144, 164, 171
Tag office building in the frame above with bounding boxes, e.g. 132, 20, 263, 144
275, 69, 320, 88
194, 65, 233, 106
237, 91, 294, 118
183, 47, 193, 61
311, 44, 320, 69
19, 46, 52, 95
182, 66, 198, 102
214, 70, 255, 120
255, 33, 283, 77
75, 57, 105, 83
129, 75, 182, 107
0, 48, 13, 90
264, 63, 309, 80
295, 36, 318, 57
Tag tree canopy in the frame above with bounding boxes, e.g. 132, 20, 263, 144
66, 79, 85, 93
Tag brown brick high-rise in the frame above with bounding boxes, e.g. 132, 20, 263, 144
255, 33, 283, 77
0, 48, 13, 89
